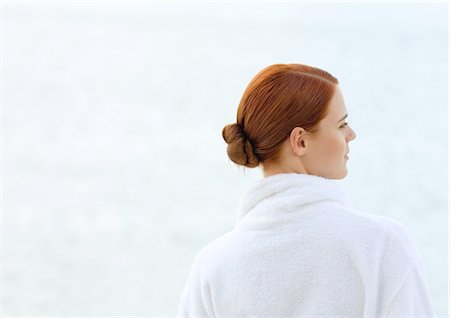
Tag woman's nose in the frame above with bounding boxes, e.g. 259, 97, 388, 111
351, 128, 356, 140
348, 127, 356, 141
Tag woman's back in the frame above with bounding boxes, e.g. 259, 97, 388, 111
176, 173, 435, 317
177, 64, 435, 317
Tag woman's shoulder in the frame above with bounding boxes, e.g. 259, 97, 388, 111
331, 203, 412, 234
363, 212, 423, 259
331, 205, 422, 261
188, 230, 237, 271
363, 213, 413, 238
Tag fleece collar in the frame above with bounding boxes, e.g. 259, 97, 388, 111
235, 172, 354, 229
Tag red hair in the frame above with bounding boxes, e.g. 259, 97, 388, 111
222, 63, 339, 168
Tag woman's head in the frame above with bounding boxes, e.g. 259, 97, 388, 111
222, 63, 356, 180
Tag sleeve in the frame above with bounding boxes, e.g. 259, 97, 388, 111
176, 251, 215, 318
383, 258, 436, 318
370, 216, 436, 317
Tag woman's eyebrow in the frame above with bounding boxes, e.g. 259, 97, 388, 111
337, 114, 348, 123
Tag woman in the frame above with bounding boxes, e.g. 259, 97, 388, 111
176, 63, 435, 317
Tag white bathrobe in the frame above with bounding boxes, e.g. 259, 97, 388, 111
176, 172, 436, 317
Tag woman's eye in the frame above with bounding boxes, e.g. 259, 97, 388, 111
340, 122, 348, 128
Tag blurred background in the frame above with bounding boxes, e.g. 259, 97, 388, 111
2, 1, 448, 316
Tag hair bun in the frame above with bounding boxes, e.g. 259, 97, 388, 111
222, 123, 260, 168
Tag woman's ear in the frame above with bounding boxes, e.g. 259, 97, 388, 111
290, 127, 307, 156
